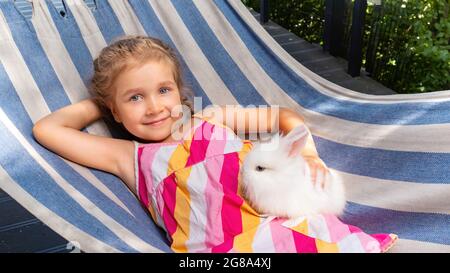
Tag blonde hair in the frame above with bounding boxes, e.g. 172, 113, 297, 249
89, 35, 194, 118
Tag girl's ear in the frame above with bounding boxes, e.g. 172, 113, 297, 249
282, 124, 310, 158
107, 100, 122, 123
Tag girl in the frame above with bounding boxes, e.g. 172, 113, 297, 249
32, 36, 391, 253
32, 35, 328, 197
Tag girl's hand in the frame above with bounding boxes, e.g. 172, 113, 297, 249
303, 155, 330, 189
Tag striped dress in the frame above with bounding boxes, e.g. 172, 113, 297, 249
134, 116, 397, 253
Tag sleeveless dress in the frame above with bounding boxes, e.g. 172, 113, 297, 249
134, 116, 397, 253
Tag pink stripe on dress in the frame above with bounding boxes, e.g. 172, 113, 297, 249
137, 147, 149, 207
212, 152, 243, 253
202, 126, 229, 249
204, 155, 226, 249
139, 145, 168, 205
205, 125, 228, 158
355, 232, 381, 253
269, 218, 297, 252
323, 214, 352, 242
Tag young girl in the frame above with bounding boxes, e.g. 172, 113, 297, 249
32, 36, 394, 253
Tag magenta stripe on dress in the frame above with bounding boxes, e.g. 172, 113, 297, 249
269, 218, 297, 252
372, 234, 395, 252
137, 147, 149, 207
292, 230, 318, 253
212, 152, 243, 253
186, 121, 213, 167
161, 173, 178, 237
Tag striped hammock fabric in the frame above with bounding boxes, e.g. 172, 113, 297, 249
0, 0, 449, 253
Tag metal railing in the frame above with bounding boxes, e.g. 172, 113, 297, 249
258, 0, 378, 78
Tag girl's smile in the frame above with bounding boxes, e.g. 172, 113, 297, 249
143, 116, 170, 126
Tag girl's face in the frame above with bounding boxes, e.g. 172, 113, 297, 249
109, 59, 183, 142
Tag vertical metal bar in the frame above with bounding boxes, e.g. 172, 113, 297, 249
348, 0, 367, 77
323, 0, 334, 52
260, 0, 269, 24
323, 0, 345, 56
331, 0, 346, 56
342, 0, 353, 58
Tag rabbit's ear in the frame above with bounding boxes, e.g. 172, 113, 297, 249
282, 125, 310, 158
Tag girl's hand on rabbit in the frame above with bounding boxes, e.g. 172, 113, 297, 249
303, 155, 330, 190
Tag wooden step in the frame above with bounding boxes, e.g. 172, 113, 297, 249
0, 189, 69, 253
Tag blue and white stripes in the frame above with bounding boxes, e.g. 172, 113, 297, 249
1, 0, 449, 252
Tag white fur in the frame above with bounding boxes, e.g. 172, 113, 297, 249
240, 125, 346, 218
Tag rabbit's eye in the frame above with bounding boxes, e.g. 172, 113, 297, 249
256, 165, 266, 172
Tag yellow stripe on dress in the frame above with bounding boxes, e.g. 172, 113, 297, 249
289, 218, 309, 234
315, 239, 339, 253
170, 166, 193, 252
167, 140, 191, 175
166, 139, 193, 252
147, 204, 158, 225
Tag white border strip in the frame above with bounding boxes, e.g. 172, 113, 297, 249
304, 107, 450, 153
333, 169, 450, 215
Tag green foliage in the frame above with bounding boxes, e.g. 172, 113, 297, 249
242, 0, 325, 44
369, 0, 449, 93
242, 0, 449, 93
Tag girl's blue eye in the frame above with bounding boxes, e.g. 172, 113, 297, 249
130, 94, 142, 101
159, 87, 170, 94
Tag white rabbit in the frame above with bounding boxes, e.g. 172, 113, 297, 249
240, 124, 346, 218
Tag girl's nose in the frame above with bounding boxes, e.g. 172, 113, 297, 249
145, 96, 164, 115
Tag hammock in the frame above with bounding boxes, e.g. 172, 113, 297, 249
0, 0, 449, 253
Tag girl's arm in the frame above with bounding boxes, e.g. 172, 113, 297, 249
200, 106, 318, 156
32, 99, 136, 193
